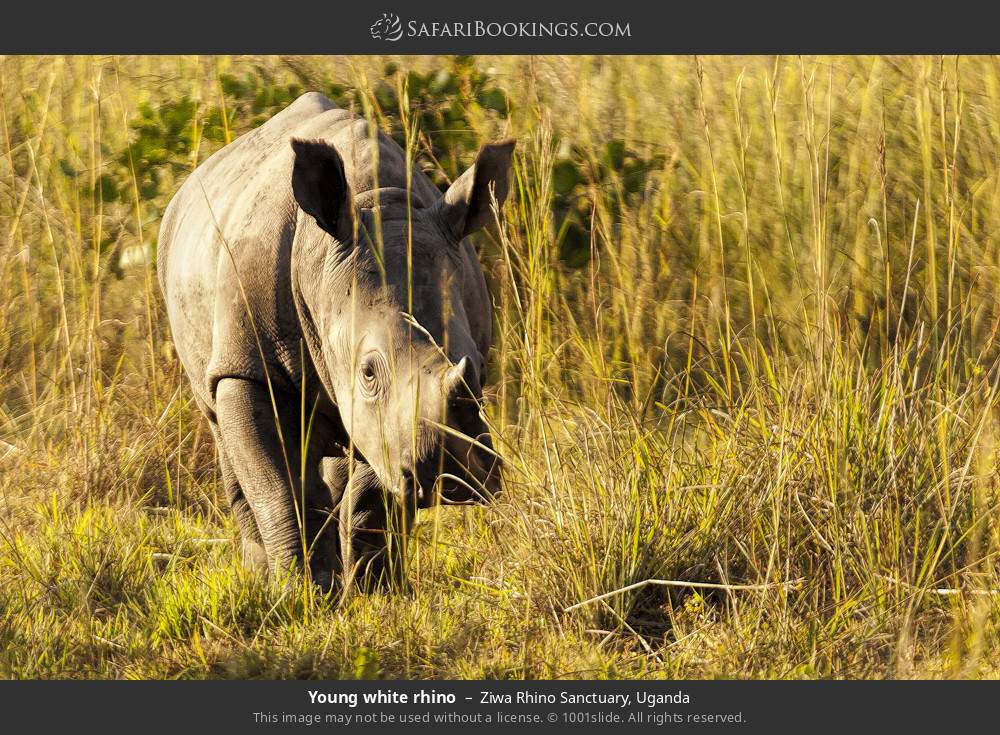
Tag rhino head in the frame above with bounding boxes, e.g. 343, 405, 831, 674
289, 137, 514, 510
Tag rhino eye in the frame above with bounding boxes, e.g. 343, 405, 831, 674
359, 353, 385, 397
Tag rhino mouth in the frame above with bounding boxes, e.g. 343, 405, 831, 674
404, 441, 502, 508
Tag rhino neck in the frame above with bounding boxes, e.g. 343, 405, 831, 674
290, 214, 346, 408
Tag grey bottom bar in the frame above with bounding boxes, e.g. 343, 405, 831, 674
0, 680, 992, 733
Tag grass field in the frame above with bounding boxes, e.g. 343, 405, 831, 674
2, 55, 1000, 679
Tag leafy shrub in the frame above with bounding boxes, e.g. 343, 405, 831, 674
552, 139, 665, 267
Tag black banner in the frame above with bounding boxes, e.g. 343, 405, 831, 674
0, 680, 995, 733
2, 0, 1000, 53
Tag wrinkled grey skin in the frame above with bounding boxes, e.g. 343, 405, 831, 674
157, 92, 513, 590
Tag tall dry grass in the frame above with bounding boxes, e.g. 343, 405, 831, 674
1, 55, 999, 678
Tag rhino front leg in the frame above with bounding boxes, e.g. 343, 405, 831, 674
215, 377, 310, 582
325, 458, 408, 593
213, 426, 267, 572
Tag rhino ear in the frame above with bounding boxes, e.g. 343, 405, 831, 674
437, 140, 515, 242
290, 138, 354, 243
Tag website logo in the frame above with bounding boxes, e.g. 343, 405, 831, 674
367, 15, 632, 43
370, 13, 404, 42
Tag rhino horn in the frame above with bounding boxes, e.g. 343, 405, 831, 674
444, 356, 471, 395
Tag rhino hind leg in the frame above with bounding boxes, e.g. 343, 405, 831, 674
328, 458, 408, 594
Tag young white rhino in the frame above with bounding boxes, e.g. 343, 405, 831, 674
157, 92, 512, 590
